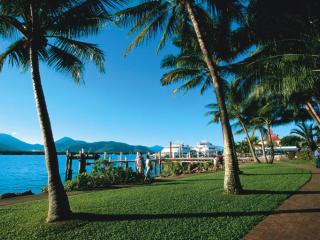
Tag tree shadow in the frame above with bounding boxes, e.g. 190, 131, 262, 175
178, 178, 223, 182
71, 208, 320, 222
242, 173, 312, 176
152, 178, 223, 187
242, 189, 320, 195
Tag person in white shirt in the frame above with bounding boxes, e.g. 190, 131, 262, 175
135, 152, 144, 174
144, 153, 153, 183
213, 156, 219, 170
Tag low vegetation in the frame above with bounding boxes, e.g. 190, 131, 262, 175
62, 161, 143, 192
0, 164, 310, 240
0, 190, 34, 200
160, 160, 216, 177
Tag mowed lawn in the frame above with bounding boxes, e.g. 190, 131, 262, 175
0, 164, 310, 240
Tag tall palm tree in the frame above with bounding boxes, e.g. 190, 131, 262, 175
230, 0, 320, 130
206, 82, 260, 163
117, 0, 244, 194
250, 117, 268, 163
0, 0, 116, 222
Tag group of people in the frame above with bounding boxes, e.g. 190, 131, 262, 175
135, 152, 153, 182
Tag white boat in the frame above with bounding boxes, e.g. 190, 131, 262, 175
192, 141, 223, 157
161, 143, 191, 158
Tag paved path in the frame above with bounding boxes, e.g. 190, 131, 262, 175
244, 164, 320, 240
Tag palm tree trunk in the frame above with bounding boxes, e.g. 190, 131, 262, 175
259, 128, 268, 163
30, 45, 71, 222
231, 134, 241, 173
185, 2, 242, 194
239, 120, 260, 163
304, 102, 320, 129
30, 3, 71, 222
266, 124, 274, 164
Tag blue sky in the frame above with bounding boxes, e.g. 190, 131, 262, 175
0, 24, 295, 147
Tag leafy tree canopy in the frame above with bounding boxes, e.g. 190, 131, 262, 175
280, 135, 303, 147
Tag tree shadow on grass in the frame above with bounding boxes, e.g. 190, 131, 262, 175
242, 172, 312, 176
152, 179, 223, 187
242, 189, 320, 195
178, 178, 223, 182
71, 208, 320, 222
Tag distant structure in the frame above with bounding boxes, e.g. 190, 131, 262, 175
261, 129, 281, 147
161, 141, 223, 158
161, 143, 191, 158
191, 141, 223, 157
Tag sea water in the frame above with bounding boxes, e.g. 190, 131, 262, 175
0, 154, 150, 194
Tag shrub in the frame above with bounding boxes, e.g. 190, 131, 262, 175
64, 163, 139, 191
41, 186, 48, 193
171, 162, 184, 175
64, 180, 77, 192
160, 161, 214, 177
0, 190, 33, 199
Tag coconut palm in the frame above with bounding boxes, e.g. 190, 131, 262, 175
0, 0, 118, 222
206, 82, 260, 163
250, 117, 268, 163
291, 122, 318, 152
230, 0, 320, 129
248, 94, 306, 163
117, 0, 244, 194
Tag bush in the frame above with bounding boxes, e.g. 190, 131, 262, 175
63, 161, 140, 191
160, 161, 214, 177
172, 162, 184, 175
64, 180, 77, 192
0, 190, 33, 199
41, 186, 48, 193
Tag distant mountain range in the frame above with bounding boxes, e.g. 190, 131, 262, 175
0, 134, 43, 151
0, 134, 163, 153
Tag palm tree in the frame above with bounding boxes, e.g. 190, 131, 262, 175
117, 1, 244, 194
206, 82, 260, 163
230, 0, 320, 130
250, 117, 268, 163
0, 0, 116, 222
291, 122, 318, 152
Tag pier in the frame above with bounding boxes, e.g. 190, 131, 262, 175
63, 150, 227, 182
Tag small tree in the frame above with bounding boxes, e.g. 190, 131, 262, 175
291, 122, 318, 152
280, 135, 303, 147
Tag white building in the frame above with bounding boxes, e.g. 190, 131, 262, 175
161, 143, 191, 158
192, 141, 224, 157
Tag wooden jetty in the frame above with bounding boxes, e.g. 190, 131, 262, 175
63, 149, 220, 182
65, 149, 101, 181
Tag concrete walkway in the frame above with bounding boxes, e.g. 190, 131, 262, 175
244, 164, 320, 240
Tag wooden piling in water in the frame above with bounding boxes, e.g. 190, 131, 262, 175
65, 151, 73, 181
78, 149, 86, 175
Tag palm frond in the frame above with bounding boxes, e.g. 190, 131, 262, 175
0, 38, 29, 71
53, 37, 105, 73
47, 45, 84, 83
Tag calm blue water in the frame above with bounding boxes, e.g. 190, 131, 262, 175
0, 154, 143, 194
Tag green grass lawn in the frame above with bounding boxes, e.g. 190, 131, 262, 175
0, 164, 310, 240
281, 158, 315, 165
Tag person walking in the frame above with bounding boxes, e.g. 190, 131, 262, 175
213, 155, 219, 171
144, 153, 153, 183
135, 152, 145, 174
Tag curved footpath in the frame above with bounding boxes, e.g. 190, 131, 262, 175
244, 163, 320, 240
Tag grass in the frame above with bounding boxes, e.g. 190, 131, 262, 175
0, 163, 310, 240
281, 158, 315, 165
